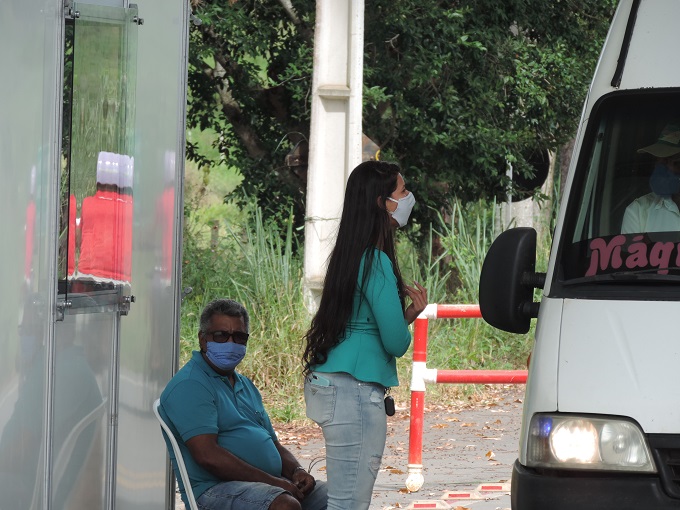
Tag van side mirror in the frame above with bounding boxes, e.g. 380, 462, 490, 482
478, 227, 545, 334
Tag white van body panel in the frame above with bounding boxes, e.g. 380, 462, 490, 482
517, 296, 562, 465
589, 0, 680, 96
557, 299, 680, 433
506, 1, 680, 506
610, 1, 680, 90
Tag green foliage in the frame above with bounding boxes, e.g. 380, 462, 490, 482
186, 0, 617, 242
436, 200, 496, 301
397, 228, 451, 305
187, 0, 315, 234
364, 0, 618, 243
435, 199, 534, 369
181, 0, 605, 417
181, 200, 310, 420
390, 197, 544, 404
181, 197, 546, 421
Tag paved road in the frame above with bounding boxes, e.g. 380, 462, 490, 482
173, 385, 524, 509
285, 385, 524, 510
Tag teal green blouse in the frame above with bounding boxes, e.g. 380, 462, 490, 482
312, 249, 411, 387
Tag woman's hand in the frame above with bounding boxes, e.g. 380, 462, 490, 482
403, 281, 428, 324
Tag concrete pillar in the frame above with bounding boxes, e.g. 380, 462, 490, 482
303, 0, 365, 312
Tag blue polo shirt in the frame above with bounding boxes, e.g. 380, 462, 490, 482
159, 351, 281, 504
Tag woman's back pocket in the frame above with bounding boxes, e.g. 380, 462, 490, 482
304, 374, 336, 426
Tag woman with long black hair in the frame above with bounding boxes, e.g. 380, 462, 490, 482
302, 160, 428, 510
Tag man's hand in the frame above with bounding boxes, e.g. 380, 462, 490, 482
273, 477, 305, 501
291, 468, 316, 496
275, 440, 318, 499
187, 434, 301, 494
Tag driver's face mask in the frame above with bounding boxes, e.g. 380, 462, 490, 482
650, 162, 680, 197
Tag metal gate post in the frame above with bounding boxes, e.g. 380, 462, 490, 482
406, 315, 429, 492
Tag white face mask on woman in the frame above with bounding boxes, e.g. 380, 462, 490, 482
387, 192, 416, 227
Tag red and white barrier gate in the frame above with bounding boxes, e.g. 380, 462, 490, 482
405, 304, 528, 492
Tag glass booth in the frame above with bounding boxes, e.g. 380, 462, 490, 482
0, 0, 188, 508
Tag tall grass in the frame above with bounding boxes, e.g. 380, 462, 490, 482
390, 199, 537, 403
180, 204, 310, 421
432, 199, 534, 368
180, 198, 546, 421
224, 207, 309, 403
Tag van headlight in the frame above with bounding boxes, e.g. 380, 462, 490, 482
526, 414, 655, 472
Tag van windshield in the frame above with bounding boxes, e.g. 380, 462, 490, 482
559, 91, 680, 286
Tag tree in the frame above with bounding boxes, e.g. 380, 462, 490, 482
187, 0, 618, 239
187, 0, 315, 229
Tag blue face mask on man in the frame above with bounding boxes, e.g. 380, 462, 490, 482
204, 341, 247, 372
649, 162, 680, 197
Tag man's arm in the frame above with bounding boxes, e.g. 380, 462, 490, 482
274, 439, 317, 496
186, 434, 305, 500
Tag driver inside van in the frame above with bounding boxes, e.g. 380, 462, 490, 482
622, 123, 680, 234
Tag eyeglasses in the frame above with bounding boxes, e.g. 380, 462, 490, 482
206, 330, 249, 345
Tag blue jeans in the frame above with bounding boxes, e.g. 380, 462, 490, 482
196, 479, 327, 510
304, 371, 387, 510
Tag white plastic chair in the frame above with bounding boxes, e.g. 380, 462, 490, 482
153, 398, 199, 510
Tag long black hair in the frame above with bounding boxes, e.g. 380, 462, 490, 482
302, 161, 406, 374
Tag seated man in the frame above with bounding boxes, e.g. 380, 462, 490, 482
622, 123, 680, 233
159, 298, 327, 510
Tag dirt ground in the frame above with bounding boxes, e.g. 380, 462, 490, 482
174, 385, 525, 509
281, 385, 523, 510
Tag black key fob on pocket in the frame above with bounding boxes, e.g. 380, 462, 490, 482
384, 395, 395, 416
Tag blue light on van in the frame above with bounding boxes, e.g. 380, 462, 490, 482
536, 415, 553, 437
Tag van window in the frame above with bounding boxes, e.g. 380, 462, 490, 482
558, 91, 680, 287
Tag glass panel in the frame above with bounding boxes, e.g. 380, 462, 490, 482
114, 0, 187, 508
0, 297, 51, 510
0, 0, 62, 507
51, 312, 112, 509
559, 91, 680, 284
60, 3, 138, 312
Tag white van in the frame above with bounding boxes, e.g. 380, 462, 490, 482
478, 1, 680, 508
